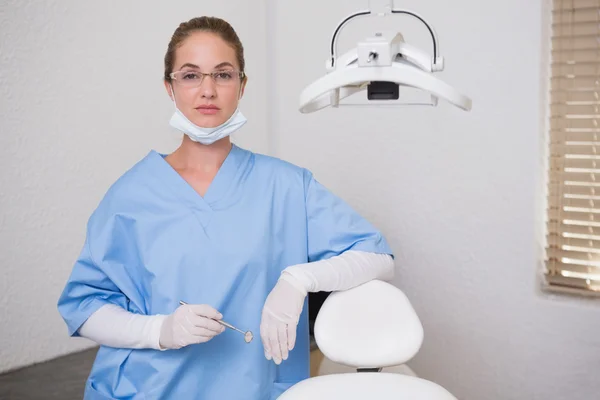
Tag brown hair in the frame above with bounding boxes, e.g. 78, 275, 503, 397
164, 16, 246, 82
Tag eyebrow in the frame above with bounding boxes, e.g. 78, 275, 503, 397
178, 62, 236, 71
214, 62, 235, 70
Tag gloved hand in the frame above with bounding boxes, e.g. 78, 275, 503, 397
260, 275, 307, 364
159, 303, 225, 350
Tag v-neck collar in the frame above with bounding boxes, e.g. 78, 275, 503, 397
147, 143, 248, 211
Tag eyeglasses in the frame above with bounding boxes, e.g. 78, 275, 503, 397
169, 69, 245, 88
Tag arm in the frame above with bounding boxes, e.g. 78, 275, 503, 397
288, 171, 395, 295
77, 304, 165, 350
77, 303, 225, 350
261, 171, 395, 365
260, 250, 394, 365
279, 250, 394, 295
58, 215, 224, 351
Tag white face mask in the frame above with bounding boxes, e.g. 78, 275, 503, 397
168, 87, 247, 145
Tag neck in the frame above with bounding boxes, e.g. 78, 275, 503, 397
168, 135, 232, 172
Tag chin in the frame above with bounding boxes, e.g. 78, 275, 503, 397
192, 116, 226, 129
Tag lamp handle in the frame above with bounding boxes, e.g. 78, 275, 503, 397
329, 7, 441, 70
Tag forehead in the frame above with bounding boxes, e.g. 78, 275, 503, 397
174, 31, 238, 70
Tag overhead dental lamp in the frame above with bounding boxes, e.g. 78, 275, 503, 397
298, 0, 472, 113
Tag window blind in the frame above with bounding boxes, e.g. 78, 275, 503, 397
546, 0, 600, 293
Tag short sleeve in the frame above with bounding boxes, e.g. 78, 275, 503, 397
304, 171, 393, 262
57, 226, 129, 337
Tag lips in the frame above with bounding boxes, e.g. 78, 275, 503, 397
195, 104, 220, 115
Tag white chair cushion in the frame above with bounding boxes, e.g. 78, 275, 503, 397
278, 373, 458, 400
314, 280, 423, 368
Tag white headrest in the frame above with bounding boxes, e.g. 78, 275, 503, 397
314, 280, 423, 369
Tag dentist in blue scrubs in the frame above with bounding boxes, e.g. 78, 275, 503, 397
57, 16, 395, 400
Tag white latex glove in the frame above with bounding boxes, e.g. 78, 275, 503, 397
260, 275, 307, 364
283, 251, 394, 293
159, 303, 225, 350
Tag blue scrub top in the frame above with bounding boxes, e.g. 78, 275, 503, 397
57, 144, 393, 399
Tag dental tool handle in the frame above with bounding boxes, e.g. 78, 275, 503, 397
216, 319, 245, 334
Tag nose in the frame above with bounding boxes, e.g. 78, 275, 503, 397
199, 74, 217, 98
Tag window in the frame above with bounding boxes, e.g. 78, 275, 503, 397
546, 0, 600, 294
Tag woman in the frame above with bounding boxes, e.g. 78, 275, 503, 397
58, 16, 394, 400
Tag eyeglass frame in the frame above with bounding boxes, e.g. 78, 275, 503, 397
169, 69, 246, 87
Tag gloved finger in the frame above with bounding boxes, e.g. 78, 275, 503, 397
177, 325, 199, 347
260, 318, 272, 360
287, 321, 297, 351
269, 323, 282, 364
187, 313, 224, 333
278, 323, 289, 361
190, 328, 225, 343
187, 324, 225, 337
189, 304, 223, 320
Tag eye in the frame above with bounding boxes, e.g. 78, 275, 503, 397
214, 71, 234, 80
182, 72, 201, 80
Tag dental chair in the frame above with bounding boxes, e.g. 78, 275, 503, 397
280, 280, 458, 399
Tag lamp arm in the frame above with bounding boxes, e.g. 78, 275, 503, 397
329, 8, 441, 70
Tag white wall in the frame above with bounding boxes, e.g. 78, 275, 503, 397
0, 0, 268, 373
269, 0, 599, 399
